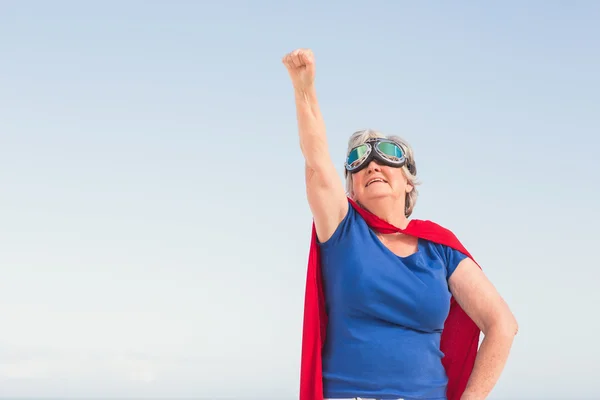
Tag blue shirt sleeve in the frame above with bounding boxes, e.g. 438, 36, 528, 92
443, 245, 468, 279
317, 200, 354, 247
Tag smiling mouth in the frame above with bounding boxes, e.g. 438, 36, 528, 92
366, 178, 387, 187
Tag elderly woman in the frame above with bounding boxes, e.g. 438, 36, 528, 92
282, 48, 518, 400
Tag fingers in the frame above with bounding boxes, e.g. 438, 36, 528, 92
300, 49, 314, 66
282, 48, 314, 69
289, 50, 303, 68
282, 51, 299, 69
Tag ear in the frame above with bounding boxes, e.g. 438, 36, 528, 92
405, 182, 414, 193
347, 174, 356, 199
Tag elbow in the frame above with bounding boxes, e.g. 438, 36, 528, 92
300, 139, 329, 170
303, 150, 334, 178
485, 313, 519, 339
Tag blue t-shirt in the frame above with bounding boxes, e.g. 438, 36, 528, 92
318, 203, 467, 400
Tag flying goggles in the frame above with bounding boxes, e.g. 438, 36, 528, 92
344, 138, 414, 174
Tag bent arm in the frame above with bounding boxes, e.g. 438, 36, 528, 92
448, 258, 519, 400
294, 85, 347, 242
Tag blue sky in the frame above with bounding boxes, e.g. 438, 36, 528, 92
1, 1, 599, 399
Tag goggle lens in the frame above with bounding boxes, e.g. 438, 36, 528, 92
347, 144, 369, 167
377, 141, 404, 161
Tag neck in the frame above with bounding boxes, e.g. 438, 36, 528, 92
358, 196, 409, 229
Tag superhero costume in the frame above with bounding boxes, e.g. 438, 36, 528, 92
299, 198, 481, 400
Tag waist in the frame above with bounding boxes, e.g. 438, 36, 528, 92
325, 398, 408, 400
322, 324, 448, 399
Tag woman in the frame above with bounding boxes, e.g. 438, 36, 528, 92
282, 48, 518, 400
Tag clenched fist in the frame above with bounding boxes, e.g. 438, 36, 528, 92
282, 48, 315, 91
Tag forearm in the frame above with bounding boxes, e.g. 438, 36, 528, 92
461, 327, 516, 400
293, 86, 331, 171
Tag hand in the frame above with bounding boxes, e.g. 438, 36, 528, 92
282, 48, 315, 92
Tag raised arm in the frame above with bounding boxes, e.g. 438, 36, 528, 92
282, 48, 348, 242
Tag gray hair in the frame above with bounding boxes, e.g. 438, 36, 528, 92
344, 129, 420, 217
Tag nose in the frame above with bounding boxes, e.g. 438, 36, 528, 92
366, 160, 382, 173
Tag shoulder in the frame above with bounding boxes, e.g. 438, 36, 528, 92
410, 219, 473, 273
317, 199, 365, 247
408, 219, 460, 243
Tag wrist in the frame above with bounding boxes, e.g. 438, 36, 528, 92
294, 85, 317, 102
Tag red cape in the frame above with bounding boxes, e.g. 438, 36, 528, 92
300, 198, 481, 400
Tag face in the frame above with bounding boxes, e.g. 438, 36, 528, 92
351, 160, 413, 204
